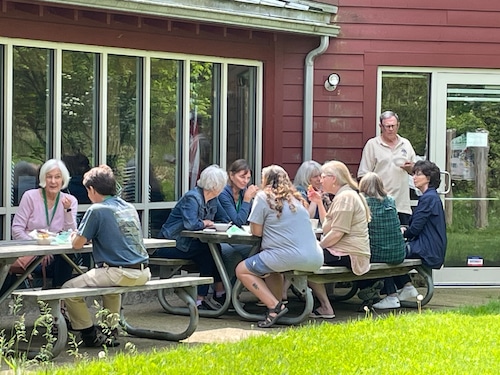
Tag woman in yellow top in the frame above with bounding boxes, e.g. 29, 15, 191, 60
307, 160, 371, 318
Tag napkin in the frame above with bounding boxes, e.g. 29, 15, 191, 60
52, 230, 73, 245
226, 225, 252, 237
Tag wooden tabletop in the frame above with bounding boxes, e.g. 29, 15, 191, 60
0, 238, 175, 259
181, 230, 261, 245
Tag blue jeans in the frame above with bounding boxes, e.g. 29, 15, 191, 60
220, 243, 252, 282
152, 239, 220, 296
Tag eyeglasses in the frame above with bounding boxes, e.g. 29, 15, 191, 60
381, 124, 398, 130
413, 171, 425, 176
320, 174, 334, 179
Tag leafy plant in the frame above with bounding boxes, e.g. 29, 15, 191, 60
0, 296, 56, 373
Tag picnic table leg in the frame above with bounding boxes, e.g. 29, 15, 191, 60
0, 262, 10, 290
400, 265, 434, 308
123, 285, 199, 341
156, 264, 199, 315
231, 276, 314, 325
157, 243, 231, 318
60, 253, 85, 275
25, 299, 67, 360
0, 258, 44, 304
158, 265, 184, 279
279, 275, 314, 325
329, 281, 359, 302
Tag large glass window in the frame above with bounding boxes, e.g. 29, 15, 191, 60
61, 50, 98, 206
12, 46, 53, 206
150, 58, 181, 202
189, 61, 220, 189
0, 45, 4, 207
444, 83, 500, 267
0, 39, 261, 240
381, 72, 431, 158
107, 55, 142, 203
227, 64, 257, 172
149, 58, 181, 236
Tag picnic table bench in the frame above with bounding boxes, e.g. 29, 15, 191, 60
148, 258, 195, 279
231, 258, 434, 324
148, 258, 204, 314
12, 276, 213, 359
146, 237, 434, 326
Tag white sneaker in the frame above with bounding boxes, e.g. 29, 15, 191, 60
373, 296, 400, 309
398, 286, 419, 301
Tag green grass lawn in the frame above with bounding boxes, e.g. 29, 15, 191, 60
446, 199, 500, 266
34, 300, 500, 375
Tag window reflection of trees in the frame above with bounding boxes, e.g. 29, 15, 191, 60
189, 61, 218, 189
61, 50, 96, 167
107, 55, 140, 202
227, 65, 257, 172
13, 46, 51, 164
4, 44, 260, 237
150, 58, 180, 202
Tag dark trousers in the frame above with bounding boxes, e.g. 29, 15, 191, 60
323, 249, 351, 268
0, 274, 17, 296
398, 212, 411, 226
152, 240, 221, 297
379, 274, 412, 295
34, 254, 75, 288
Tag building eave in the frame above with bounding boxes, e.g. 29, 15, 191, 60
38, 0, 340, 37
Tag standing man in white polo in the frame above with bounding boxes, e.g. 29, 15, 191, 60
358, 111, 417, 225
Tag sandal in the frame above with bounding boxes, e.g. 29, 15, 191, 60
309, 309, 335, 319
258, 302, 289, 328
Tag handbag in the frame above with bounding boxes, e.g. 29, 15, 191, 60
9, 256, 37, 274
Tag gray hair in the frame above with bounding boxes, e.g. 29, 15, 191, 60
39, 159, 71, 189
359, 172, 387, 201
293, 160, 322, 188
379, 110, 399, 124
197, 164, 228, 192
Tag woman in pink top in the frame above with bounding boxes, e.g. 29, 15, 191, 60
12, 159, 78, 287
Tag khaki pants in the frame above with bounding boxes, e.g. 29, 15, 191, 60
63, 266, 151, 330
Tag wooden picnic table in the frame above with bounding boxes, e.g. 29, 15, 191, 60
162, 230, 262, 317
174, 230, 314, 324
0, 238, 175, 304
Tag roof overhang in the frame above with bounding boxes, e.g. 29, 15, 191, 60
38, 0, 339, 37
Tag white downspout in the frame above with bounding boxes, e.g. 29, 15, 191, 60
303, 36, 330, 161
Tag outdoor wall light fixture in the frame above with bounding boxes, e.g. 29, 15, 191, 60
324, 73, 340, 91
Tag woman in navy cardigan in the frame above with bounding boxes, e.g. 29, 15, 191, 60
374, 160, 447, 309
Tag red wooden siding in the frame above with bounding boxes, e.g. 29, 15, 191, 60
3, 0, 500, 180
290, 0, 500, 177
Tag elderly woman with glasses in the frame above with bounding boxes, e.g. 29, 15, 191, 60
293, 160, 332, 220
307, 160, 371, 318
11, 159, 78, 288
373, 160, 447, 309
154, 164, 229, 310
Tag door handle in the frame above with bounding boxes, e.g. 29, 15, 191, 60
439, 170, 451, 195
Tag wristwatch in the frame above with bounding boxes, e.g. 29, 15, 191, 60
65, 208, 72, 212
